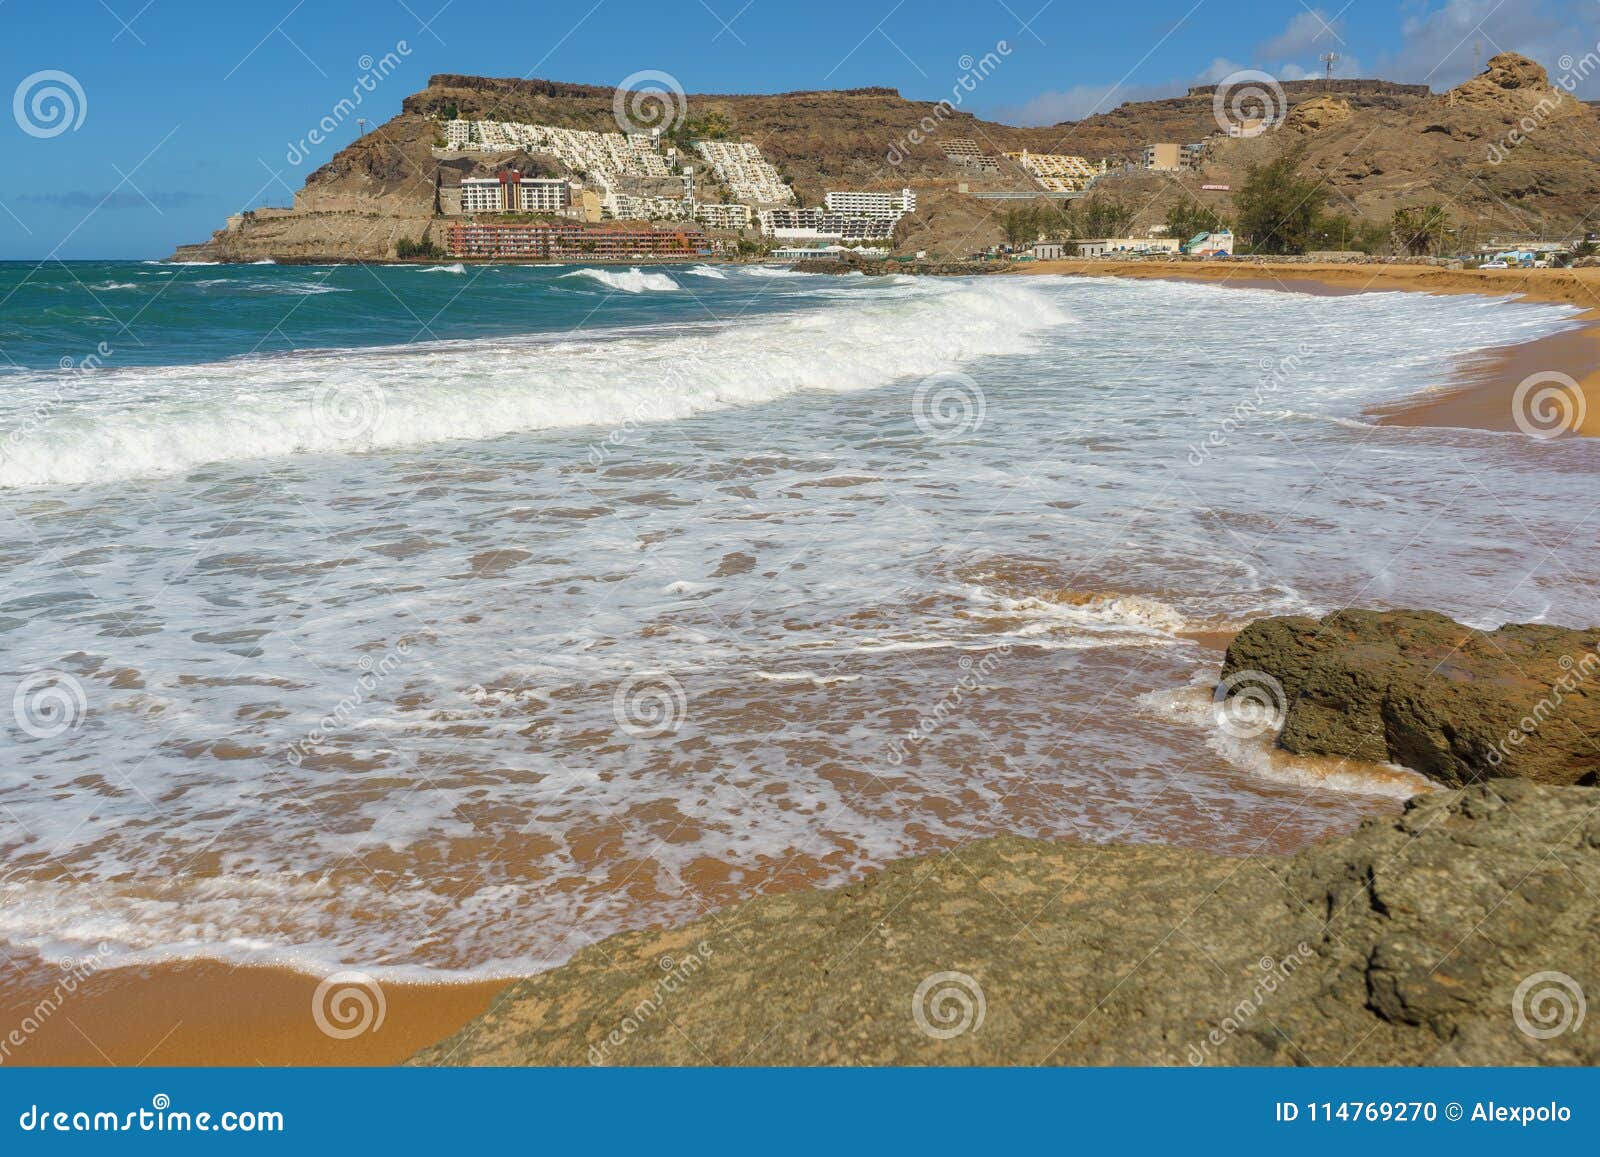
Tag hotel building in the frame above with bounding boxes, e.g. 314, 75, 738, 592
447, 221, 709, 260
823, 188, 917, 218
460, 171, 573, 214
759, 209, 895, 242
693, 202, 754, 231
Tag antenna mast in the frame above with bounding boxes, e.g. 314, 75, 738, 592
1321, 52, 1340, 89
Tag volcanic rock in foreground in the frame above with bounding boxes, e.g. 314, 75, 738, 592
415, 780, 1599, 1065
1221, 610, 1600, 787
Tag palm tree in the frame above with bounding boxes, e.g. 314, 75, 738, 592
1392, 204, 1453, 256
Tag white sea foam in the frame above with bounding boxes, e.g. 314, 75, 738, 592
417, 263, 467, 274
0, 271, 1587, 980
562, 266, 681, 292
683, 264, 728, 279
1136, 678, 1433, 799
0, 277, 1069, 488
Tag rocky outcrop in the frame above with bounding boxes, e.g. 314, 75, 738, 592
1220, 610, 1600, 786
414, 780, 1599, 1066
1284, 95, 1353, 134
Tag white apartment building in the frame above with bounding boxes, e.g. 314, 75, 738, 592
823, 188, 917, 218
459, 174, 572, 214
694, 141, 794, 205
694, 202, 753, 231
759, 209, 894, 242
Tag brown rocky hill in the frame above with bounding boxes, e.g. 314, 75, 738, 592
172, 56, 1600, 261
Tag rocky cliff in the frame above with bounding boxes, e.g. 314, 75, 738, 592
414, 778, 1598, 1065
172, 54, 1600, 261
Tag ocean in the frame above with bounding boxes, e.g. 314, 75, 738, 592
0, 258, 1595, 980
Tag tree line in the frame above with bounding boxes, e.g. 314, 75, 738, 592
999, 147, 1498, 259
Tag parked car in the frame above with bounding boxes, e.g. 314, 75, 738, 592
1480, 260, 1509, 269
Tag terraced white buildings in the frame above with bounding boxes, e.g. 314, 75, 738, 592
692, 141, 794, 205
442, 119, 794, 225
1005, 150, 1098, 192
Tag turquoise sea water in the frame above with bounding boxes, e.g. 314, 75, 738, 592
0, 259, 1595, 978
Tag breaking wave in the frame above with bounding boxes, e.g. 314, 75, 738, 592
0, 277, 1070, 488
562, 267, 681, 292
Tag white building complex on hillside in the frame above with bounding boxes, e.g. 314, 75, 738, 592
693, 141, 794, 205
823, 188, 916, 218
1005, 150, 1098, 192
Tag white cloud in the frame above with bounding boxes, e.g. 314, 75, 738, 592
1196, 57, 1247, 84
1259, 9, 1344, 58
1379, 0, 1582, 89
991, 81, 1180, 125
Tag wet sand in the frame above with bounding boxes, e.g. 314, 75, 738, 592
1017, 259, 1600, 438
0, 954, 506, 1066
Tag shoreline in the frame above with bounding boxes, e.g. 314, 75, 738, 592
1015, 258, 1600, 438
12, 260, 1591, 1067
1, 953, 505, 1067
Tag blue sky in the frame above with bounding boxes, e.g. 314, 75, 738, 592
3, 0, 1598, 258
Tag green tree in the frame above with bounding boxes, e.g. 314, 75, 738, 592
1390, 204, 1454, 256
1000, 202, 1068, 247
1165, 200, 1226, 245
1233, 151, 1328, 255
1070, 194, 1133, 239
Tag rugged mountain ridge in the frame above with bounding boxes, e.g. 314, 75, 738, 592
171, 54, 1600, 262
